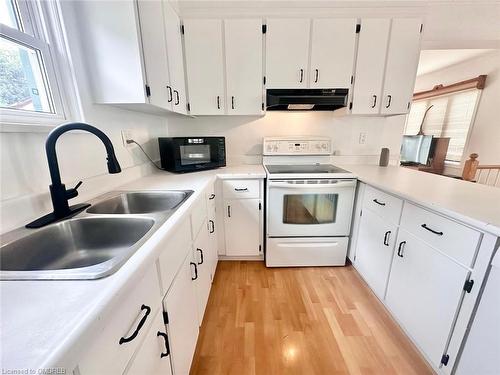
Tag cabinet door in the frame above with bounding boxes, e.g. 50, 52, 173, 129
224, 19, 264, 115
125, 310, 173, 375
136, 0, 171, 110
224, 199, 261, 256
381, 19, 422, 115
163, 254, 199, 375
354, 208, 397, 299
385, 229, 470, 369
183, 19, 225, 114
266, 18, 310, 89
206, 189, 218, 278
309, 18, 357, 88
351, 19, 391, 114
163, 1, 187, 114
193, 220, 212, 326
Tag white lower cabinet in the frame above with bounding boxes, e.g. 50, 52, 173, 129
224, 198, 261, 256
124, 310, 173, 375
385, 229, 470, 369
354, 208, 397, 299
206, 187, 218, 278
193, 219, 213, 325
163, 253, 200, 375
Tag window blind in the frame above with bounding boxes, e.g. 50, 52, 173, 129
405, 89, 480, 162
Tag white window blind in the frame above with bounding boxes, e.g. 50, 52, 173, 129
405, 89, 480, 162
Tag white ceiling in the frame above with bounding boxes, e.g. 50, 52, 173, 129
417, 49, 495, 76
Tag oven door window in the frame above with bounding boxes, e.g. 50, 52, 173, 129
282, 193, 338, 224
180, 144, 211, 165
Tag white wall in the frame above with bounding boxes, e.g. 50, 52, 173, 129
166, 111, 406, 166
0, 3, 168, 233
414, 50, 500, 168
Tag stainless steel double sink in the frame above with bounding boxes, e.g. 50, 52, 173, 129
0, 191, 193, 280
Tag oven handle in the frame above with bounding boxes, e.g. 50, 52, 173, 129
268, 180, 356, 189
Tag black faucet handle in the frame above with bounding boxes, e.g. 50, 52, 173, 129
66, 180, 83, 199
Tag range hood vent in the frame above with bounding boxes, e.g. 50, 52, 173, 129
266, 88, 349, 111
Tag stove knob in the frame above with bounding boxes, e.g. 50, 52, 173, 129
321, 143, 328, 150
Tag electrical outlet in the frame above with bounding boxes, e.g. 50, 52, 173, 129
121, 129, 134, 148
358, 132, 367, 145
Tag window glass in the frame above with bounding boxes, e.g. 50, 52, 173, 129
0, 0, 22, 30
0, 36, 54, 113
283, 194, 338, 224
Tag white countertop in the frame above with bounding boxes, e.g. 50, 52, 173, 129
0, 165, 265, 372
342, 165, 500, 236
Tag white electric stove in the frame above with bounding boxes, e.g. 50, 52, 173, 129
263, 137, 356, 267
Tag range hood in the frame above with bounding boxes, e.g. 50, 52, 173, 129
266, 88, 349, 111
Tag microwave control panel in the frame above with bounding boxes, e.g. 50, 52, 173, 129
263, 137, 332, 156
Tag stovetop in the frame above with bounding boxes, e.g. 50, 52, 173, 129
265, 164, 349, 174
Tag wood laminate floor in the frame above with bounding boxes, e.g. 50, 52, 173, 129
190, 261, 434, 375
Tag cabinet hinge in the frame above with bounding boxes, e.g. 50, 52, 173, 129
145, 85, 151, 97
420, 23, 423, 33
187, 103, 191, 112
463, 279, 474, 293
262, 24, 267, 34
162, 310, 169, 325
181, 24, 185, 34
350, 75, 354, 85
356, 24, 361, 33
349, 102, 353, 110
263, 76, 266, 85
441, 354, 450, 366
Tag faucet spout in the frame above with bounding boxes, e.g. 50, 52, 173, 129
26, 122, 122, 228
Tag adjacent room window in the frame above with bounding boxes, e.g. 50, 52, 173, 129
405, 84, 482, 163
0, 0, 67, 125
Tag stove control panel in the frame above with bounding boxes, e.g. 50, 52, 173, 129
263, 137, 332, 155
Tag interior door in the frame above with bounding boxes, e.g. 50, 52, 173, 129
183, 19, 225, 114
224, 199, 261, 256
224, 19, 264, 115
265, 18, 311, 89
193, 220, 212, 326
309, 18, 358, 88
385, 229, 470, 369
351, 18, 391, 114
381, 18, 423, 115
163, 1, 187, 114
136, 0, 171, 110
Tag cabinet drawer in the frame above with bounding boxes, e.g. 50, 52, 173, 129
78, 264, 161, 375
400, 202, 481, 267
190, 193, 207, 238
362, 185, 403, 224
222, 179, 260, 199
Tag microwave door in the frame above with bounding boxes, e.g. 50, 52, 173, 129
179, 144, 211, 165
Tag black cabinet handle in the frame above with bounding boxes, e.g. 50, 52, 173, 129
197, 248, 204, 265
235, 187, 248, 192
385, 94, 392, 108
157, 331, 170, 358
209, 193, 215, 200
231, 96, 235, 110
119, 304, 151, 345
371, 95, 377, 108
174, 90, 180, 105
314, 69, 319, 83
299, 69, 304, 83
167, 86, 173, 102
397, 241, 406, 257
421, 224, 444, 236
190, 262, 198, 280
209, 219, 215, 233
383, 231, 391, 246
216, 96, 220, 109
227, 205, 231, 217
373, 198, 386, 206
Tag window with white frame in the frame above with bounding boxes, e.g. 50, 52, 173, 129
405, 89, 481, 163
0, 0, 69, 125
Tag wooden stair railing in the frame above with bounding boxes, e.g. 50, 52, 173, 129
462, 153, 500, 187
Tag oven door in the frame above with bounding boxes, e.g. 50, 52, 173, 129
267, 179, 356, 237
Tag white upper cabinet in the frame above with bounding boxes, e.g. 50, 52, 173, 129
266, 18, 311, 89
224, 19, 264, 115
163, 2, 187, 114
183, 19, 225, 115
381, 18, 423, 115
351, 18, 391, 115
309, 18, 358, 88
352, 18, 422, 115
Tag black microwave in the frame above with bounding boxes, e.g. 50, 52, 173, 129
158, 137, 226, 173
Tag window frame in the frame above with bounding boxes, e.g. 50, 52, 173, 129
0, 0, 78, 131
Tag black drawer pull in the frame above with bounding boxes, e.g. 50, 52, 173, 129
190, 262, 198, 280
299, 69, 304, 83
385, 94, 392, 108
373, 198, 386, 206
314, 69, 319, 83
235, 187, 248, 192
197, 248, 204, 265
216, 95, 220, 109
209, 193, 215, 200
119, 304, 151, 345
174, 90, 180, 105
397, 241, 406, 257
157, 331, 170, 358
167, 86, 173, 102
209, 219, 215, 233
421, 224, 443, 236
371, 95, 377, 108
383, 231, 391, 246
227, 205, 231, 217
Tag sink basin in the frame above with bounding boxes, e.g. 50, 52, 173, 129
87, 191, 192, 214
0, 217, 154, 279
